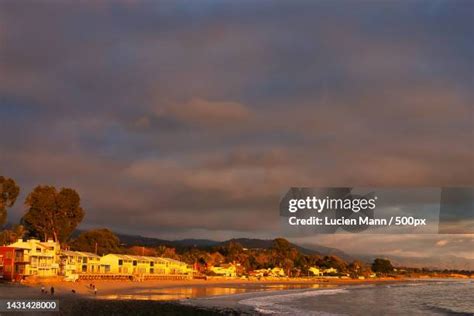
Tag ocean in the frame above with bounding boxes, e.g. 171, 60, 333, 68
238, 280, 474, 315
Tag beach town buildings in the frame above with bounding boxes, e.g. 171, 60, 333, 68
6, 239, 60, 278
0, 238, 192, 281
270, 267, 286, 277
0, 246, 20, 280
308, 267, 340, 276
309, 266, 322, 276
322, 267, 338, 275
98, 254, 192, 278
249, 267, 287, 278
209, 263, 237, 277
60, 250, 101, 276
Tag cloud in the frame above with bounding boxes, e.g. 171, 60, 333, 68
0, 0, 472, 255
166, 98, 251, 125
136, 98, 253, 132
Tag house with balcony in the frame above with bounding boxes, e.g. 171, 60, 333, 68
0, 246, 23, 280
7, 239, 60, 278
99, 254, 191, 276
60, 250, 101, 276
99, 254, 155, 274
161, 257, 191, 275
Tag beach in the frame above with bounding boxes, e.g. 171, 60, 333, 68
0, 278, 410, 315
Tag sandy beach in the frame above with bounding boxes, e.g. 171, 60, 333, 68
0, 278, 409, 315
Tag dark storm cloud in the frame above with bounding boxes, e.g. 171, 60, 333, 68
0, 0, 473, 259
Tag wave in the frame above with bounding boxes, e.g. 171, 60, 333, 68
423, 303, 474, 316
239, 288, 349, 315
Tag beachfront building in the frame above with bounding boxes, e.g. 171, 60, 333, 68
309, 266, 322, 276
150, 257, 169, 274
7, 239, 60, 278
60, 250, 101, 276
99, 254, 191, 276
162, 257, 191, 275
322, 267, 338, 275
0, 246, 21, 280
100, 254, 140, 274
249, 267, 286, 278
1, 239, 192, 281
209, 263, 237, 277
270, 267, 286, 277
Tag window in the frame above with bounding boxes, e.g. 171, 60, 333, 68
133, 261, 137, 266
118, 259, 123, 266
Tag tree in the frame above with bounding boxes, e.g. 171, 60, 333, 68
322, 255, 348, 273
348, 260, 371, 278
372, 258, 394, 274
0, 176, 20, 226
22, 186, 84, 242
0, 224, 26, 245
127, 246, 157, 256
219, 240, 244, 262
70, 229, 120, 255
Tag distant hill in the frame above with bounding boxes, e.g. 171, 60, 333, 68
99, 232, 355, 260
116, 234, 219, 248
22, 228, 474, 270
220, 238, 322, 256
355, 253, 474, 271
299, 243, 355, 262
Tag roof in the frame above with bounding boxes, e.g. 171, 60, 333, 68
160, 257, 186, 265
61, 250, 101, 259
101, 253, 186, 264
8, 239, 59, 250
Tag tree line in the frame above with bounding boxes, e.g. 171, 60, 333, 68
1, 175, 400, 277
0, 176, 84, 244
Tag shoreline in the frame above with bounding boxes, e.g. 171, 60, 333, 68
0, 277, 467, 315
20, 277, 408, 299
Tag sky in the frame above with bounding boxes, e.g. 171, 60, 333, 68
0, 0, 473, 260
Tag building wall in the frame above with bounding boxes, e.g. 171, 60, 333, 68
5, 239, 191, 279
0, 247, 16, 280
8, 239, 60, 278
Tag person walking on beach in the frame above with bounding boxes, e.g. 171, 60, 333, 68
94, 286, 97, 295
41, 285, 45, 294
50, 286, 55, 296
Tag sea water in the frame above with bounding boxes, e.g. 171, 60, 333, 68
239, 280, 474, 315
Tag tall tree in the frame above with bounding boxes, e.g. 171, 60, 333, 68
0, 176, 20, 226
22, 186, 84, 243
70, 228, 120, 255
0, 224, 26, 245
372, 258, 394, 274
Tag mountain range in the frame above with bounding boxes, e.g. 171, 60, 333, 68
113, 232, 474, 270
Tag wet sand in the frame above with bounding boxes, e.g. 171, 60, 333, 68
0, 278, 407, 315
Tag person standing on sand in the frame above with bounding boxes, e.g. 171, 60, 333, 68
50, 286, 55, 296
41, 285, 45, 294
94, 287, 97, 295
